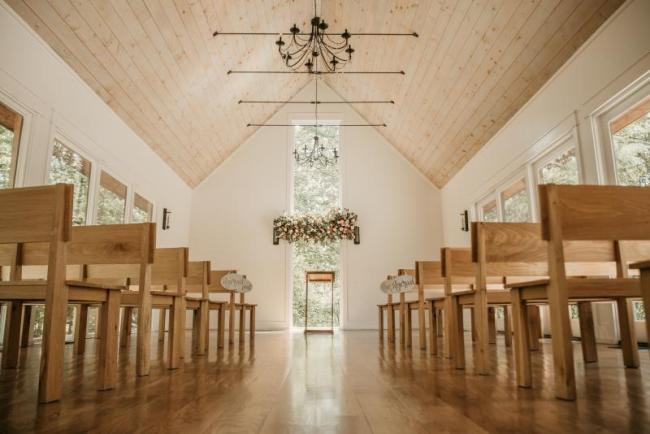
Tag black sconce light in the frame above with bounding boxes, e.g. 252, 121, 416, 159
162, 208, 172, 230
354, 226, 360, 244
460, 210, 469, 232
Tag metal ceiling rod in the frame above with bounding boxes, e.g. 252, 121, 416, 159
247, 123, 387, 127
239, 100, 395, 104
227, 70, 405, 75
213, 31, 418, 37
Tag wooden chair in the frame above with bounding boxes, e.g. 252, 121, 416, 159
630, 258, 650, 358
119, 247, 187, 374
410, 262, 444, 353
378, 275, 397, 344
208, 270, 237, 347
185, 261, 211, 356
508, 184, 649, 400
0, 185, 147, 402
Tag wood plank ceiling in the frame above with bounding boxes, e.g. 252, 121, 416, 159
7, 0, 624, 188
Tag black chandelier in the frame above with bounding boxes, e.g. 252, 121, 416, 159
276, 12, 353, 73
293, 78, 339, 168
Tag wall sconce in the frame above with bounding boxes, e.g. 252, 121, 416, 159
162, 208, 172, 230
460, 210, 469, 232
354, 226, 360, 244
272, 228, 279, 245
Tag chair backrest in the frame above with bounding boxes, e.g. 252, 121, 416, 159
187, 261, 211, 298
539, 184, 650, 279
151, 248, 188, 295
9, 223, 156, 287
0, 184, 72, 281
0, 184, 72, 244
539, 184, 650, 241
415, 261, 444, 286
440, 248, 475, 294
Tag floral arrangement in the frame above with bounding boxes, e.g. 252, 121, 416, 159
273, 208, 358, 243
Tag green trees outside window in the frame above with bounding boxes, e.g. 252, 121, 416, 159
292, 124, 341, 328
96, 171, 127, 224
48, 140, 91, 225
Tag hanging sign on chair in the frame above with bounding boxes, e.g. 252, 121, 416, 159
273, 208, 358, 244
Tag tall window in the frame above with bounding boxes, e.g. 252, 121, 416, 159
609, 96, 650, 186
48, 140, 91, 225
292, 124, 341, 328
132, 193, 153, 223
501, 178, 530, 222
537, 147, 579, 185
0, 102, 23, 188
96, 171, 127, 224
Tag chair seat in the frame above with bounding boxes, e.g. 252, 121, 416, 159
508, 277, 641, 301
631, 260, 650, 270
0, 279, 115, 303
453, 289, 511, 305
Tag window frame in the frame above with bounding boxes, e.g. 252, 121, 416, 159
46, 134, 97, 225
591, 70, 650, 185
130, 191, 155, 223
94, 169, 129, 225
0, 93, 31, 189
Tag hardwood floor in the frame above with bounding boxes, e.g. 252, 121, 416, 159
0, 330, 648, 433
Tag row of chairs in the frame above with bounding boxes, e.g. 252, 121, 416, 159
0, 184, 256, 403
378, 184, 650, 400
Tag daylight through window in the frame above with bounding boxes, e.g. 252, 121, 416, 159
48, 140, 91, 225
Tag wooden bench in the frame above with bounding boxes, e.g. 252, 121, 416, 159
378, 274, 397, 344
0, 185, 154, 402
118, 247, 188, 374
208, 270, 237, 347
508, 184, 650, 400
185, 260, 211, 356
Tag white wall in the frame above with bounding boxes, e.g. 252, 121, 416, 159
441, 0, 650, 343
190, 81, 442, 330
0, 1, 192, 247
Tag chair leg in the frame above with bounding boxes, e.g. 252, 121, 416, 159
418, 301, 427, 351
452, 297, 465, 369
2, 301, 23, 369
616, 298, 639, 368
443, 298, 453, 359
399, 297, 406, 348
378, 307, 384, 342
120, 307, 133, 348
74, 304, 88, 355
239, 305, 246, 344
474, 293, 489, 375
20, 305, 34, 348
428, 302, 437, 356
406, 307, 412, 348
511, 289, 531, 388
470, 307, 477, 342
158, 308, 166, 342
136, 296, 152, 377
192, 309, 201, 355
218, 305, 225, 348
547, 279, 576, 400
503, 306, 512, 348
199, 300, 209, 355
577, 302, 598, 363
527, 305, 542, 351
641, 269, 650, 361
168, 296, 185, 369
97, 291, 120, 390
249, 306, 255, 342
488, 307, 497, 345
387, 304, 395, 344
229, 298, 236, 346
38, 243, 68, 403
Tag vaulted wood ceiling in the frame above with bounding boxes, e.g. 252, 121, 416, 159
7, 0, 624, 187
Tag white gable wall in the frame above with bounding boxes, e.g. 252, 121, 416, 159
190, 81, 443, 330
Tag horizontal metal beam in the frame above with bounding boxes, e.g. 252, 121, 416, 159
247, 123, 387, 127
228, 70, 405, 75
239, 100, 395, 104
213, 31, 418, 37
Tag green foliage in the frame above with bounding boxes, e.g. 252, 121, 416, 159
48, 141, 90, 225
612, 113, 650, 186
292, 125, 341, 328
538, 148, 579, 185
503, 189, 530, 222
96, 185, 126, 224
131, 206, 149, 223
633, 301, 646, 321
0, 125, 14, 188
